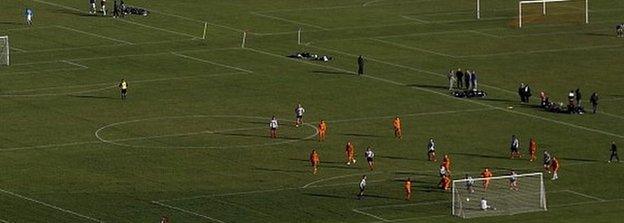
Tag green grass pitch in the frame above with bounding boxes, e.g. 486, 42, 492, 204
1, 0, 624, 222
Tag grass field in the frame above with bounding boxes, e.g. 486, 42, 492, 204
1, 0, 624, 222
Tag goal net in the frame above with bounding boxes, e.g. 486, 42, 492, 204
0, 36, 8, 66
475, 0, 589, 27
452, 172, 547, 218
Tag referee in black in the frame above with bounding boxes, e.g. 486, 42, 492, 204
609, 141, 619, 163
357, 55, 365, 75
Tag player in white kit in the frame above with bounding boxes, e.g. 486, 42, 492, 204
295, 104, 305, 127
269, 116, 278, 138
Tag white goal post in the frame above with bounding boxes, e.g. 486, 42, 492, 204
0, 36, 9, 66
452, 172, 547, 218
518, 0, 589, 27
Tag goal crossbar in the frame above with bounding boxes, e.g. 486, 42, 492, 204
518, 0, 589, 27
452, 172, 543, 183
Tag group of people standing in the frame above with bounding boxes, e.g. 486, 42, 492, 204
448, 69, 478, 91
89, 0, 125, 17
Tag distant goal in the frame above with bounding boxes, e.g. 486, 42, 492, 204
476, 0, 589, 28
0, 36, 8, 66
452, 172, 547, 218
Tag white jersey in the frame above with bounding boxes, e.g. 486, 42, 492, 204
510, 172, 518, 182
439, 166, 447, 176
359, 178, 367, 189
481, 199, 490, 210
120, 81, 127, 90
466, 177, 474, 186
295, 107, 305, 116
269, 119, 278, 129
365, 150, 374, 159
511, 138, 519, 149
428, 141, 436, 151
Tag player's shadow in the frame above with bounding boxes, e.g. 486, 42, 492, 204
289, 158, 344, 164
341, 133, 382, 138
302, 193, 348, 199
476, 98, 516, 102
69, 95, 117, 100
253, 167, 308, 173
214, 132, 302, 140
407, 84, 448, 90
558, 157, 600, 162
585, 32, 612, 37
322, 164, 358, 170
453, 152, 509, 160
0, 22, 22, 25
311, 70, 353, 76
377, 155, 415, 161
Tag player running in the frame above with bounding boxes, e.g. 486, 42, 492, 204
427, 138, 437, 162
294, 104, 305, 127
465, 174, 475, 193
317, 120, 327, 141
345, 140, 356, 165
118, 79, 128, 100
550, 156, 559, 180
481, 168, 493, 191
442, 154, 452, 173
509, 170, 519, 191
404, 178, 412, 200
609, 141, 619, 163
543, 150, 552, 172
364, 146, 375, 171
310, 149, 320, 175
357, 175, 367, 199
439, 174, 451, 191
439, 164, 448, 178
25, 8, 33, 25
529, 137, 537, 162
617, 24, 624, 38
510, 135, 522, 159
269, 116, 278, 138
393, 116, 402, 139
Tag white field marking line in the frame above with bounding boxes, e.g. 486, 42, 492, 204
367, 215, 447, 223
0, 188, 103, 222
94, 115, 318, 149
171, 52, 253, 73
250, 12, 329, 31
469, 30, 502, 39
56, 25, 134, 45
330, 108, 494, 123
141, 7, 244, 33
249, 46, 624, 139
602, 97, 624, 102
0, 140, 101, 152
12, 38, 196, 54
369, 38, 458, 58
308, 44, 516, 95
2, 25, 57, 31
0, 218, 9, 223
60, 60, 89, 69
363, 0, 391, 7
151, 201, 225, 223
114, 19, 199, 39
550, 198, 624, 208
110, 126, 266, 143
352, 209, 391, 222
301, 172, 382, 188
563, 190, 606, 202
0, 71, 244, 97
12, 47, 241, 66
31, 0, 198, 39
598, 111, 624, 120
10, 47, 27, 52
0, 68, 85, 77
399, 15, 430, 24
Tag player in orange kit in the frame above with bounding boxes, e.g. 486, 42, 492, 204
439, 174, 451, 191
481, 168, 493, 191
529, 138, 537, 162
346, 140, 356, 165
550, 156, 559, 180
442, 154, 451, 173
404, 178, 412, 200
310, 149, 320, 175
393, 116, 402, 139
317, 120, 327, 142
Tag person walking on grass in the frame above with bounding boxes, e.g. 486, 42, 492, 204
590, 92, 599, 114
25, 8, 33, 25
357, 175, 367, 199
357, 55, 365, 75
609, 141, 620, 163
118, 79, 128, 100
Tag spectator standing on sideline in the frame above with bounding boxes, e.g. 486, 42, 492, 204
448, 70, 456, 91
471, 70, 478, 90
465, 70, 472, 90
455, 69, 464, 89
518, 83, 526, 102
590, 92, 599, 114
609, 141, 619, 163
112, 1, 119, 17
357, 55, 365, 75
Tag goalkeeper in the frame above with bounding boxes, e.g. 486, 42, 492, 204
480, 198, 496, 210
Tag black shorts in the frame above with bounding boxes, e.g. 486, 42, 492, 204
366, 157, 373, 162
296, 115, 303, 119
270, 127, 277, 131
428, 150, 435, 154
121, 89, 127, 94
511, 147, 518, 152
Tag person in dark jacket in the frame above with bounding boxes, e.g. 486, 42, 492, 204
357, 55, 365, 75
455, 69, 464, 89
609, 141, 619, 163
518, 83, 525, 102
575, 88, 582, 106
590, 92, 599, 114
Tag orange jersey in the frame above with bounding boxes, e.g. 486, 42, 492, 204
481, 170, 492, 178
529, 139, 537, 153
346, 144, 355, 156
310, 153, 319, 164
393, 118, 401, 129
551, 159, 559, 171
318, 121, 327, 132
442, 157, 451, 169
404, 180, 412, 191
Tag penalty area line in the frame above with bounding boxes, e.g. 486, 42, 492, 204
352, 209, 391, 222
151, 201, 225, 223
0, 188, 103, 222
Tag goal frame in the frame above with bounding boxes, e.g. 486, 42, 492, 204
519, 0, 589, 27
0, 36, 8, 66
451, 172, 547, 218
